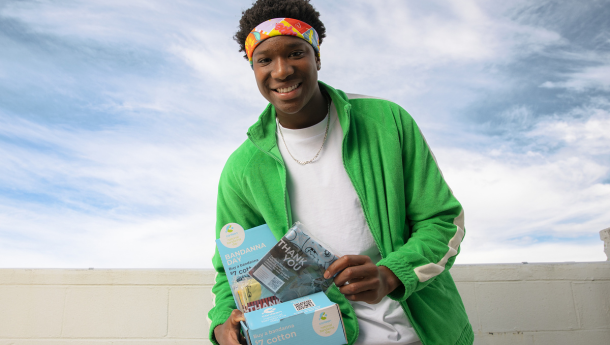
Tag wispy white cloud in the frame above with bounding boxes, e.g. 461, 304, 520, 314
323, 0, 563, 66
440, 145, 610, 237
541, 63, 610, 91
440, 97, 610, 263
0, 112, 231, 267
315, 0, 566, 130
528, 100, 610, 154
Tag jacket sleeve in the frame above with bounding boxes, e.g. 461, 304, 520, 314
207, 159, 265, 345
377, 106, 465, 302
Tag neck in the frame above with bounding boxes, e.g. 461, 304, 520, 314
276, 86, 327, 129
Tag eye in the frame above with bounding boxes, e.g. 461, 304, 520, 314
290, 50, 305, 58
257, 57, 271, 64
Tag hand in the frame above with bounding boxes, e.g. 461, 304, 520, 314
213, 309, 247, 345
324, 255, 401, 304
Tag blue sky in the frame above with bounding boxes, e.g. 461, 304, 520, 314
1, 0, 608, 268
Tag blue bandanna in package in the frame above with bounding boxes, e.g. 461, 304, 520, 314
249, 222, 340, 302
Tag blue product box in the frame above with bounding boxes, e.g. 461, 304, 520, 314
216, 223, 347, 345
242, 291, 347, 345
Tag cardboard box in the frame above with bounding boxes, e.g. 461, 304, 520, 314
216, 223, 347, 345
241, 291, 346, 345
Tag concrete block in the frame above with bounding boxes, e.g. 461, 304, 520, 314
61, 286, 168, 338
527, 329, 610, 345
452, 264, 525, 282
456, 282, 480, 332
476, 281, 578, 332
452, 262, 610, 282
473, 330, 610, 345
0, 286, 65, 338
473, 331, 534, 345
168, 287, 213, 338
572, 281, 610, 329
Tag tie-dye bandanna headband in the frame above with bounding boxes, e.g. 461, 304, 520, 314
245, 18, 320, 68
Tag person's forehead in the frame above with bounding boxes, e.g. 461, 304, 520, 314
252, 36, 312, 56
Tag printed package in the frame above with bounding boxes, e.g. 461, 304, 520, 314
216, 223, 280, 313
241, 291, 346, 345
216, 223, 347, 345
249, 222, 340, 302
232, 277, 281, 313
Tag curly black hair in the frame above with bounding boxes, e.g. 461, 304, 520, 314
234, 0, 326, 59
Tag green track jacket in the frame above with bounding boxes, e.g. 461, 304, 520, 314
208, 82, 474, 345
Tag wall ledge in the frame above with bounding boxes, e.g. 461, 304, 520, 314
1, 262, 608, 285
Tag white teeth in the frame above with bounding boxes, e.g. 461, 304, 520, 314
276, 84, 299, 93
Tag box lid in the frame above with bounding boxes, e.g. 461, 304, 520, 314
244, 291, 334, 330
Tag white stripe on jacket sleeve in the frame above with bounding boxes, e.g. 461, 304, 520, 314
413, 209, 465, 282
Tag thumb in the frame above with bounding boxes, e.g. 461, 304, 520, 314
229, 309, 245, 327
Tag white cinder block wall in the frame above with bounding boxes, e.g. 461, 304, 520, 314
0, 263, 609, 345
452, 262, 610, 344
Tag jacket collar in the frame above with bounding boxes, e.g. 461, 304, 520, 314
246, 81, 352, 159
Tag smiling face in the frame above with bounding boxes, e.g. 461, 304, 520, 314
251, 35, 326, 129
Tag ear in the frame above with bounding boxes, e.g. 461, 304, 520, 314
316, 56, 321, 71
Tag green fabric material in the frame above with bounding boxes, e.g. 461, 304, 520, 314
208, 82, 473, 345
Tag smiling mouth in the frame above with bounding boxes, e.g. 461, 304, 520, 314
273, 83, 301, 94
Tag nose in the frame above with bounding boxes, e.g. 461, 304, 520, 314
271, 57, 294, 80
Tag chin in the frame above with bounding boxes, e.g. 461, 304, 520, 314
272, 99, 307, 116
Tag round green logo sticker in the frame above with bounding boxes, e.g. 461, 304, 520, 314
312, 309, 339, 337
220, 223, 245, 248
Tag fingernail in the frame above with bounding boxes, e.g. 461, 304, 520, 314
324, 271, 329, 279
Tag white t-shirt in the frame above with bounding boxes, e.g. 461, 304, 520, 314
276, 100, 421, 345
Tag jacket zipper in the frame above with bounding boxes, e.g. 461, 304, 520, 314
247, 134, 291, 229
340, 105, 385, 259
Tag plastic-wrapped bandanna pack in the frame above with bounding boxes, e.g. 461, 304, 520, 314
249, 222, 340, 302
231, 276, 280, 313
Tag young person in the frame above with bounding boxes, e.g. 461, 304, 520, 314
208, 1, 474, 344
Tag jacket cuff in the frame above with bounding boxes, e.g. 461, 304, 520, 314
378, 255, 418, 301
208, 310, 233, 345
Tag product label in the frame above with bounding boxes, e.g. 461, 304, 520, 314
220, 223, 245, 248
312, 308, 340, 337
252, 264, 285, 292
293, 299, 315, 311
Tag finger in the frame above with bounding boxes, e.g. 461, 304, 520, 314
214, 321, 243, 345
333, 263, 377, 286
346, 289, 379, 304
339, 277, 379, 296
229, 309, 245, 327
324, 255, 372, 279
239, 332, 248, 345
324, 256, 350, 279
345, 276, 365, 284
223, 310, 246, 345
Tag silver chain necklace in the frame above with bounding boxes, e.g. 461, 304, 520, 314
277, 98, 331, 166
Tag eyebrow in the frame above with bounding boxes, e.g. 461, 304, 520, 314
253, 41, 307, 57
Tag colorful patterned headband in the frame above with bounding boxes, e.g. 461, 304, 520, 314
245, 18, 320, 68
